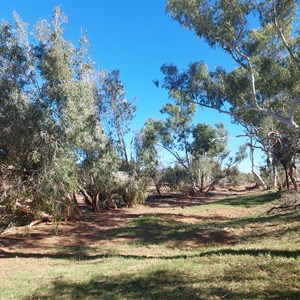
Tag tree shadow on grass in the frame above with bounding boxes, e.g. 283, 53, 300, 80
216, 192, 281, 207
104, 210, 299, 247
198, 248, 300, 259
26, 270, 209, 300
1, 209, 298, 260
106, 215, 239, 245
25, 268, 300, 300
146, 194, 205, 208
2, 246, 300, 261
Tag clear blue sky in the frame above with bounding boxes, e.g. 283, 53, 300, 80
1, 0, 263, 172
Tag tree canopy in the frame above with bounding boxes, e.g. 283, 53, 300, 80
0, 7, 142, 220
163, 0, 300, 132
1, 3, 299, 224
161, 0, 299, 190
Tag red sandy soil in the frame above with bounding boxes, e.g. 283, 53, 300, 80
0, 188, 261, 257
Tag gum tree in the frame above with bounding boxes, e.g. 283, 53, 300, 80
138, 100, 245, 194
0, 7, 135, 220
161, 0, 299, 189
96, 70, 136, 170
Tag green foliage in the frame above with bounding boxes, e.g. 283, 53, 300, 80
163, 0, 300, 128
160, 166, 193, 193
191, 122, 227, 158
0, 7, 137, 220
116, 174, 148, 206
163, 0, 300, 189
96, 69, 136, 166
139, 97, 246, 194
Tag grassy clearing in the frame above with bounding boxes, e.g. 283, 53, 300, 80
217, 191, 282, 207
0, 191, 300, 299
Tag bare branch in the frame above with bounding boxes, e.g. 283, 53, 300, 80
288, 98, 299, 123
157, 143, 188, 169
214, 36, 248, 69
211, 134, 249, 142
190, 96, 300, 131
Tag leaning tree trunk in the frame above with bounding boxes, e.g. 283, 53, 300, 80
155, 183, 162, 197
249, 136, 268, 190
80, 187, 100, 212
80, 187, 93, 207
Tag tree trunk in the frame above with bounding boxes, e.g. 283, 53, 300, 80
200, 172, 205, 192
155, 183, 162, 197
271, 160, 278, 189
284, 165, 290, 191
249, 136, 268, 190
289, 165, 298, 191
92, 193, 100, 212
80, 187, 96, 211
252, 167, 268, 190
72, 193, 81, 213
109, 194, 118, 209
65, 193, 81, 219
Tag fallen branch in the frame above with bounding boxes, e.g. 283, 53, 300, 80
15, 200, 53, 227
29, 212, 53, 227
265, 200, 300, 215
15, 200, 34, 216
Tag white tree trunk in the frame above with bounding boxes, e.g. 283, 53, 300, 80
249, 136, 268, 190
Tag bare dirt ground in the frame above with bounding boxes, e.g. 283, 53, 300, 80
0, 188, 261, 258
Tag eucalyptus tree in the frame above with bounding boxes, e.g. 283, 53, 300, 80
134, 119, 160, 175
163, 0, 300, 132
0, 7, 125, 218
159, 100, 196, 170
133, 99, 196, 192
134, 100, 197, 194
191, 122, 247, 191
96, 69, 136, 170
0, 13, 37, 160
28, 7, 110, 215
160, 0, 300, 189
138, 99, 244, 194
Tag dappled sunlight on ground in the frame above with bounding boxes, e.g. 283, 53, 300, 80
0, 189, 295, 255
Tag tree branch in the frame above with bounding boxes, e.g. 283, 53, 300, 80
158, 143, 188, 169
273, 12, 300, 66
192, 98, 300, 132
288, 98, 298, 124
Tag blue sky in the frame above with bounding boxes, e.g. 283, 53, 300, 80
1, 0, 263, 172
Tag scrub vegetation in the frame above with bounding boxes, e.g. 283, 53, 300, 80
0, 1, 300, 299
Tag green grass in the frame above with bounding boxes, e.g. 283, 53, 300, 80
0, 192, 300, 299
217, 191, 282, 207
